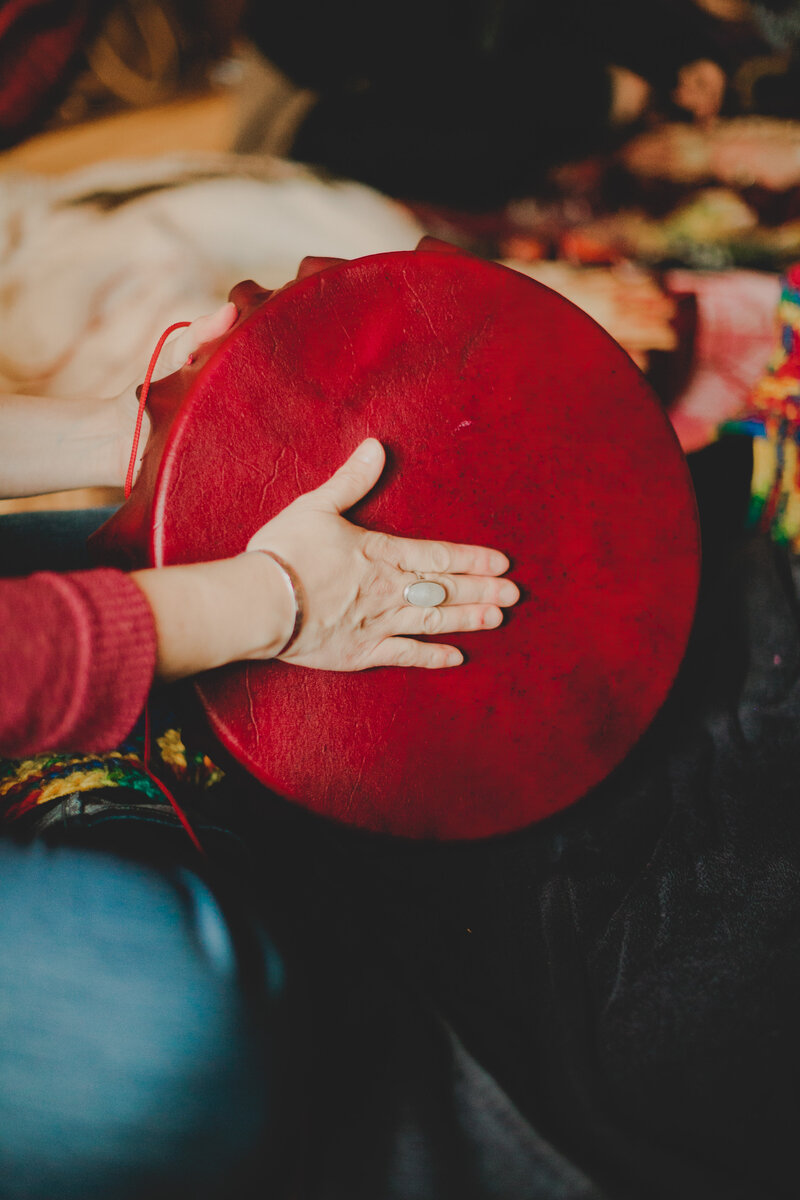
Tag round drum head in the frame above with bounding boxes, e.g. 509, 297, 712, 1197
98, 245, 700, 839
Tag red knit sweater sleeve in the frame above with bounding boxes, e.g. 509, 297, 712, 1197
0, 568, 157, 758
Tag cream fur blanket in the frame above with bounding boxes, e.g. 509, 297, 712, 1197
0, 152, 424, 401
2, 151, 753, 460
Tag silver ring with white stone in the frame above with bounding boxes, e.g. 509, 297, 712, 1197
403, 576, 447, 608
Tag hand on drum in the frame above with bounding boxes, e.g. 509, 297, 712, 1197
247, 438, 520, 671
115, 302, 239, 487
131, 306, 518, 682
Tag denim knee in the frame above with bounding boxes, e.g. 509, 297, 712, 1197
0, 839, 283, 1199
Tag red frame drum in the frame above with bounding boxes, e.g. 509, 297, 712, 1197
91, 240, 700, 840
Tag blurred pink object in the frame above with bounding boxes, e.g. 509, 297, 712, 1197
665, 269, 780, 452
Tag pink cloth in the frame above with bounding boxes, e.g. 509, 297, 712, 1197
0, 568, 156, 758
665, 269, 781, 452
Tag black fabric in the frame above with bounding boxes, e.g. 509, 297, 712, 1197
212, 435, 800, 1198
244, 0, 719, 207
0, 507, 120, 577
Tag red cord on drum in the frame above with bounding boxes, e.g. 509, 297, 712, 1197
124, 321, 190, 498
125, 320, 206, 855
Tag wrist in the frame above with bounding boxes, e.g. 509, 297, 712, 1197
244, 549, 304, 656
236, 550, 297, 661
132, 553, 293, 682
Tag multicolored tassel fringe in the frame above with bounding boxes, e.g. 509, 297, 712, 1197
722, 263, 800, 549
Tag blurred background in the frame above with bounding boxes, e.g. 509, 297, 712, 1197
4, 0, 800, 508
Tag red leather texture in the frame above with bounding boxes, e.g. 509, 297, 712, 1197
91, 242, 700, 840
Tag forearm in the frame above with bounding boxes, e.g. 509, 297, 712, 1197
0, 390, 134, 498
132, 552, 293, 682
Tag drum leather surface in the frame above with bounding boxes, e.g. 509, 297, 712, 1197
91, 243, 700, 840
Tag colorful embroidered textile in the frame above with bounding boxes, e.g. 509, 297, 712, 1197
721, 264, 800, 548
0, 699, 224, 828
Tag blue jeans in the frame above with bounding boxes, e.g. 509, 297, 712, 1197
0, 510, 281, 1197
0, 839, 282, 1200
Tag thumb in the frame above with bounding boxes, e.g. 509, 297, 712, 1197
314, 439, 386, 513
185, 300, 238, 351
157, 301, 238, 378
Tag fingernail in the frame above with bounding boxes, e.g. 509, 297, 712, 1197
356, 438, 380, 463
446, 651, 463, 667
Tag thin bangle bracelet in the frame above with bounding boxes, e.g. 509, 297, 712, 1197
245, 548, 305, 656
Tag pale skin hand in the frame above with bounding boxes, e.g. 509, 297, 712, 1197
609, 65, 652, 126
133, 438, 519, 681
0, 302, 238, 499
673, 59, 727, 124
607, 60, 726, 132
248, 438, 519, 670
110, 302, 239, 489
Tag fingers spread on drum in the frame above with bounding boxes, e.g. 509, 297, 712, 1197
368, 531, 511, 578
395, 603, 504, 636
